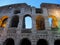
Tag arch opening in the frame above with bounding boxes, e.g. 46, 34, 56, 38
48, 15, 58, 29
23, 15, 32, 29
37, 39, 48, 45
0, 16, 8, 28
3, 38, 15, 45
54, 39, 60, 45
10, 15, 19, 27
36, 15, 45, 30
20, 38, 31, 45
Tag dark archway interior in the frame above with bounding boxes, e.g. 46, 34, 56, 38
54, 40, 60, 45
37, 39, 48, 45
3, 38, 14, 45
36, 15, 45, 30
20, 38, 31, 45
10, 15, 19, 27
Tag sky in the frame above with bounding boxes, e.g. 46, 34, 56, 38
0, 0, 60, 8
0, 0, 60, 28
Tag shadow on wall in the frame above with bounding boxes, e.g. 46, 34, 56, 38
10, 15, 19, 27
37, 39, 48, 45
20, 38, 31, 45
3, 38, 15, 45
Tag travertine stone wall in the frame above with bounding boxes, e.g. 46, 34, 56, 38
0, 3, 60, 45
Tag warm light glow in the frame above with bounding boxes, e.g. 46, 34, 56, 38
2, 23, 6, 28
48, 15, 58, 28
36, 15, 45, 30
1, 16, 8, 21
0, 19, 2, 27
0, 16, 8, 28
51, 9, 60, 18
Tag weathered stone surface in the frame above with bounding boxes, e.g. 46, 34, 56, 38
0, 3, 60, 45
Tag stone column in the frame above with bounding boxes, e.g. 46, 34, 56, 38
21, 8, 25, 14
17, 15, 23, 32
32, 15, 36, 33
31, 7, 36, 14
6, 17, 12, 28
45, 17, 51, 30
43, 8, 51, 30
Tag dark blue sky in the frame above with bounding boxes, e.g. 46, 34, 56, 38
0, 0, 60, 8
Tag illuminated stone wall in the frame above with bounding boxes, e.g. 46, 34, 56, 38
0, 3, 60, 45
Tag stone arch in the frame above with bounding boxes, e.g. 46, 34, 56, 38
48, 15, 58, 29
23, 14, 32, 29
0, 16, 8, 28
3, 38, 15, 45
10, 15, 19, 27
36, 15, 45, 30
37, 39, 48, 45
20, 38, 31, 45
54, 39, 60, 45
